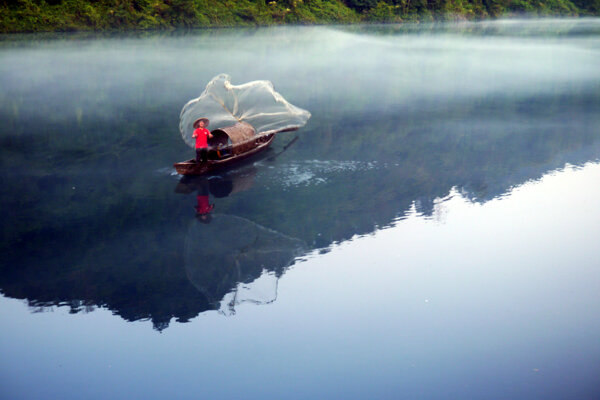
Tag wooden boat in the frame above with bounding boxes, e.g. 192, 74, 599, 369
174, 121, 278, 176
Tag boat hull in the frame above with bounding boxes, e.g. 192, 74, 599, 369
174, 135, 275, 176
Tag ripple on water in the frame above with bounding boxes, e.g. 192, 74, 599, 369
262, 160, 378, 187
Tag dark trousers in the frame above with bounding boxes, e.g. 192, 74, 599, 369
196, 148, 208, 163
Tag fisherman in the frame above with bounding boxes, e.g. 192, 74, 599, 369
192, 117, 213, 163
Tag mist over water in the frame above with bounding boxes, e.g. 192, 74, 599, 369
1, 19, 600, 400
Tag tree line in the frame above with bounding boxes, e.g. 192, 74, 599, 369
1, 0, 599, 33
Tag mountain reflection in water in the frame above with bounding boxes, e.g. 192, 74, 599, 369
0, 22, 599, 331
185, 213, 304, 315
178, 163, 305, 314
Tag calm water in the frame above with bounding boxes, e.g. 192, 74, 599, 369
1, 19, 600, 399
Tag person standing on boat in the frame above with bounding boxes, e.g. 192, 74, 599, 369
192, 118, 213, 163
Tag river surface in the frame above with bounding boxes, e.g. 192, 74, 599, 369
1, 19, 600, 400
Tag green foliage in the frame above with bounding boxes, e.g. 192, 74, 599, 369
0, 0, 597, 32
572, 0, 600, 14
508, 0, 535, 13
538, 0, 579, 15
481, 0, 506, 17
505, 0, 579, 16
344, 0, 377, 13
364, 2, 398, 22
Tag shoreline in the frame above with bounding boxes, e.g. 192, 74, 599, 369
1, 0, 598, 34
2, 17, 599, 38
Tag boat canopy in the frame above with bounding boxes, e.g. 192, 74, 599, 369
210, 121, 256, 155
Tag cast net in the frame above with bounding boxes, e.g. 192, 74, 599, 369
179, 74, 311, 148
184, 214, 305, 312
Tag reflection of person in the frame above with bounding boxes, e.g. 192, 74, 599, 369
195, 194, 214, 215
192, 118, 213, 163
194, 178, 214, 222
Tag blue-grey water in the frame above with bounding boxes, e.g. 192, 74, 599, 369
1, 19, 600, 400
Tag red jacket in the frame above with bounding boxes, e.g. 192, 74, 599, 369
193, 128, 211, 149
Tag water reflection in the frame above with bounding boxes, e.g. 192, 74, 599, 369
185, 214, 304, 315
175, 166, 257, 199
0, 21, 599, 330
177, 166, 304, 314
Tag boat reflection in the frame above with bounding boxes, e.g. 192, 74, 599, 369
175, 166, 257, 199
176, 165, 305, 315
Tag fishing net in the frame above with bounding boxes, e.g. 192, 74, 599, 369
185, 214, 305, 308
179, 74, 311, 148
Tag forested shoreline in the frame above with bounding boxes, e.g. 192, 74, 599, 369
1, 0, 599, 33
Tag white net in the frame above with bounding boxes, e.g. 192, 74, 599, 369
179, 74, 311, 148
184, 214, 305, 307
